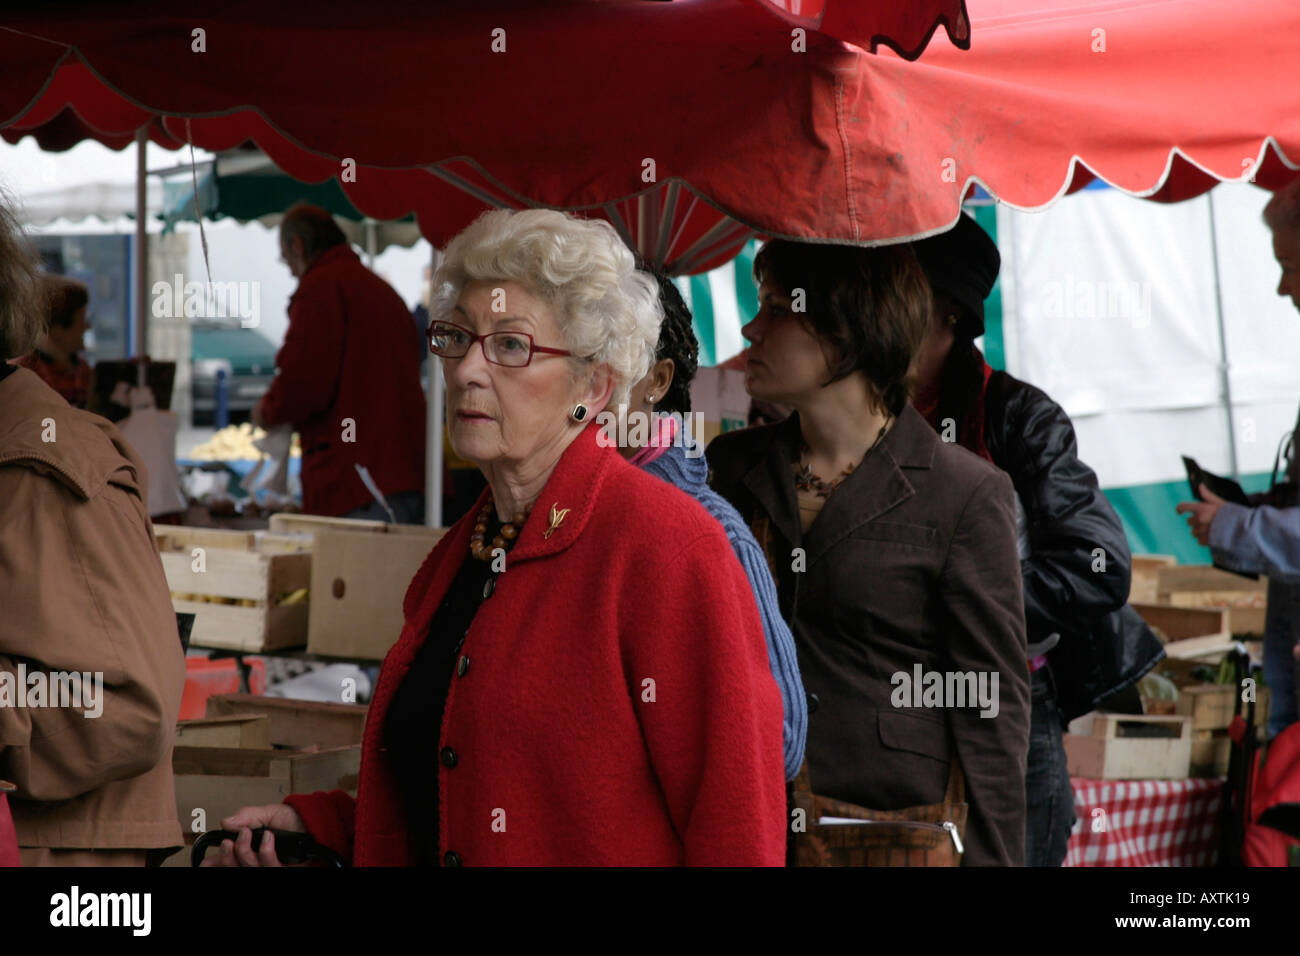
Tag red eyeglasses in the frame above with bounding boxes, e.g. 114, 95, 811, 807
428, 320, 578, 368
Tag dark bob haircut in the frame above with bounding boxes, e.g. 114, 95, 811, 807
752, 240, 931, 417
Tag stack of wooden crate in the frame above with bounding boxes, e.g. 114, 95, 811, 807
1177, 684, 1270, 777
1130, 554, 1177, 605
165, 694, 367, 867
1129, 557, 1267, 644
267, 513, 445, 660
1063, 712, 1193, 779
1059, 560, 1270, 782
1126, 574, 1271, 778
1152, 565, 1268, 637
154, 527, 312, 652
1132, 602, 1232, 662
155, 517, 446, 658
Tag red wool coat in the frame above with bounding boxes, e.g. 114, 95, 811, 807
259, 244, 426, 517
286, 423, 788, 865
0, 791, 18, 867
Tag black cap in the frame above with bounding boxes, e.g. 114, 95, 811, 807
911, 213, 1000, 337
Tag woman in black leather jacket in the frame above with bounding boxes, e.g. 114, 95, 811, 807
909, 214, 1165, 866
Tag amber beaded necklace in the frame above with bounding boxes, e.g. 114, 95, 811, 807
469, 495, 531, 562
793, 416, 892, 498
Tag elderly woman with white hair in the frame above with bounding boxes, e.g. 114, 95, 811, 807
210, 209, 788, 867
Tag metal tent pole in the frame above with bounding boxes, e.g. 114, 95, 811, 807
365, 218, 377, 269
425, 244, 443, 527
134, 128, 148, 367
1206, 190, 1241, 479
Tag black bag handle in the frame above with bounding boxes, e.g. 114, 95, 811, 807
191, 828, 346, 868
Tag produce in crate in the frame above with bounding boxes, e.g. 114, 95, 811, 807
1138, 671, 1178, 715
154, 527, 311, 652
187, 422, 302, 462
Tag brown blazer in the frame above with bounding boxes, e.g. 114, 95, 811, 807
0, 368, 184, 859
708, 403, 1030, 866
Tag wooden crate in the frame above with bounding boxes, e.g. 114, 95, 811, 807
205, 694, 368, 749
268, 513, 398, 535
155, 526, 311, 555
1156, 565, 1268, 636
1190, 724, 1268, 778
165, 744, 360, 867
1130, 554, 1178, 604
155, 526, 312, 652
1176, 684, 1272, 732
1155, 656, 1223, 688
175, 714, 272, 749
1064, 713, 1192, 779
173, 744, 361, 793
1143, 698, 1177, 716
1132, 603, 1232, 661
269, 515, 446, 661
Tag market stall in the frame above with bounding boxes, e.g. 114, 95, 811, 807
1066, 777, 1223, 867
3, 0, 1299, 875
0, 0, 980, 530
1049, 562, 1277, 866
5, 0, 1297, 531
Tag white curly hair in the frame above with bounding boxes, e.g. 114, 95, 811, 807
431, 209, 662, 410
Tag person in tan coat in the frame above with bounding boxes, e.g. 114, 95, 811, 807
0, 195, 184, 865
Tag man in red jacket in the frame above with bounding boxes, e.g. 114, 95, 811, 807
253, 204, 426, 520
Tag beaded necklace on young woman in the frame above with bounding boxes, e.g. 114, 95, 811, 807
793, 415, 893, 498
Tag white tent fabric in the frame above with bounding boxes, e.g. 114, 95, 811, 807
14, 179, 163, 225
15, 169, 422, 254
996, 183, 1300, 492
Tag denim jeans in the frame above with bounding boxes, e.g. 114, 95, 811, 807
343, 490, 426, 525
1025, 669, 1075, 867
1263, 579, 1300, 739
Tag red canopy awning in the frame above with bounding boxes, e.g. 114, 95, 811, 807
0, 1, 968, 272
0, 0, 974, 272
756, 0, 969, 58
932, 0, 1300, 206
2, 0, 1294, 267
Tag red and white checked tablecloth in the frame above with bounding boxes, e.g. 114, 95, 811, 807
1065, 777, 1224, 867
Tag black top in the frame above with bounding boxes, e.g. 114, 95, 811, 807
980, 369, 1163, 720
384, 516, 496, 866
0, 361, 16, 387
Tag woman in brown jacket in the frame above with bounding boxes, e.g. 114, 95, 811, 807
0, 195, 185, 865
707, 239, 1031, 866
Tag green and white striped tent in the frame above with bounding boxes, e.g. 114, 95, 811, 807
674, 239, 757, 369
678, 194, 1299, 563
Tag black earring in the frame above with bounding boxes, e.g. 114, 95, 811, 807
571, 403, 589, 423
